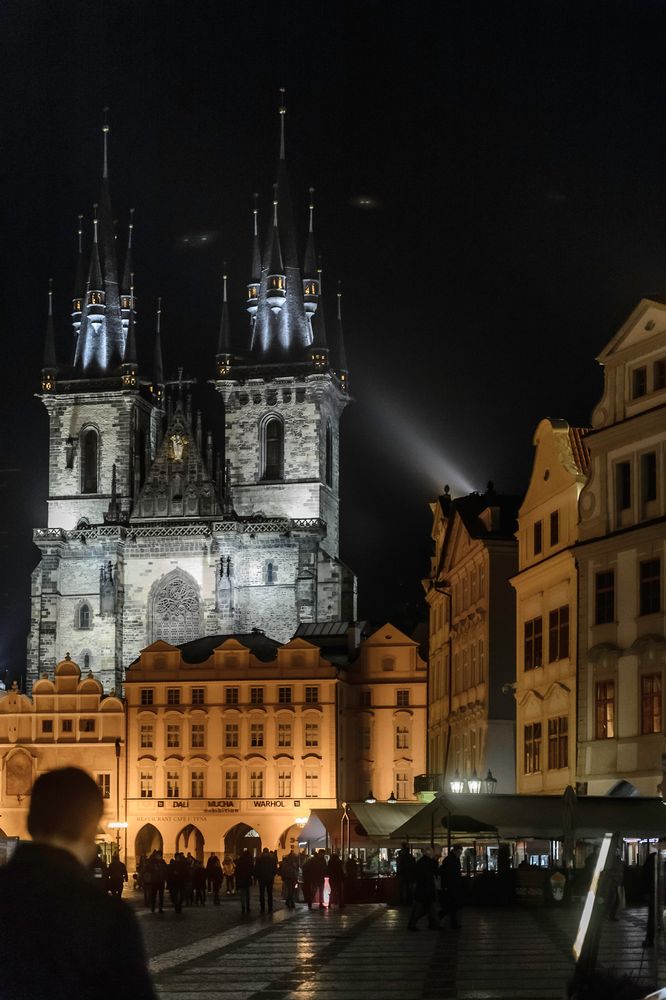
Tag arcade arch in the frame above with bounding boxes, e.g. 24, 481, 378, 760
135, 823, 163, 860
176, 823, 205, 862
224, 822, 261, 858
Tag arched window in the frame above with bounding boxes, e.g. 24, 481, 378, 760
262, 417, 283, 481
266, 562, 278, 585
78, 603, 92, 629
150, 571, 201, 645
83, 652, 91, 671
81, 428, 99, 494
325, 421, 333, 487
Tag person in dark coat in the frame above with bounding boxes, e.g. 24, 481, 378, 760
207, 853, 223, 904
407, 846, 440, 931
255, 847, 278, 913
327, 851, 345, 908
280, 849, 300, 910
311, 849, 328, 908
192, 860, 207, 905
147, 850, 168, 913
0, 766, 156, 1000
235, 849, 255, 914
440, 844, 463, 929
108, 852, 129, 897
302, 854, 318, 910
168, 853, 188, 913
396, 843, 415, 905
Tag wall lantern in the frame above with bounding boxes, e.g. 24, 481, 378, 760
450, 771, 465, 794
468, 770, 482, 795
484, 770, 498, 795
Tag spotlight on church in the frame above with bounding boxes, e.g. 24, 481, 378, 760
349, 195, 380, 209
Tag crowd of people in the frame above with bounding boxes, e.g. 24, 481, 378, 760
129, 845, 351, 915
396, 842, 464, 932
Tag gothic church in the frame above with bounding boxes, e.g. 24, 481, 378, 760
29, 102, 356, 693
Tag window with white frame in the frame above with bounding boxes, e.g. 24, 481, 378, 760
191, 687, 205, 706
304, 722, 320, 747
396, 689, 410, 707
140, 723, 153, 749
250, 687, 264, 705
166, 723, 181, 748
395, 772, 409, 800
277, 721, 292, 747
305, 686, 319, 704
191, 770, 204, 798
250, 722, 265, 748
278, 686, 292, 704
191, 722, 205, 748
167, 688, 181, 706
96, 773, 111, 799
305, 771, 319, 797
225, 722, 239, 748
277, 770, 292, 797
224, 770, 239, 798
396, 725, 410, 750
250, 770, 264, 798
140, 771, 153, 798
166, 770, 180, 797
140, 688, 154, 706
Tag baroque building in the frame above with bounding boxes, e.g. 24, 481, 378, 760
423, 485, 520, 794
576, 298, 666, 795
511, 419, 589, 794
28, 102, 355, 693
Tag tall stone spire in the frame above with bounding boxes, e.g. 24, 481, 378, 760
335, 282, 349, 393
216, 268, 233, 377
72, 214, 85, 340
121, 274, 138, 387
153, 296, 164, 396
41, 279, 57, 392
246, 195, 261, 323
302, 187, 319, 327
121, 209, 135, 340
309, 259, 329, 368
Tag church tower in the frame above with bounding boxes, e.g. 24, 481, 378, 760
28, 98, 356, 693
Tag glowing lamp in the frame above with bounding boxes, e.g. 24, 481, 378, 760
484, 770, 498, 795
387, 791, 397, 804
450, 771, 465, 794
468, 770, 481, 795
365, 790, 376, 804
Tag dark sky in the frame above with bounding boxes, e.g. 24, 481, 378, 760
2, 0, 666, 675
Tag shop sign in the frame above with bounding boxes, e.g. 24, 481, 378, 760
252, 799, 285, 808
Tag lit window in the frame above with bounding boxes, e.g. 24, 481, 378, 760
250, 770, 264, 798
191, 723, 205, 748
140, 688, 154, 706
305, 722, 320, 747
166, 724, 181, 748
225, 770, 239, 797
396, 689, 410, 707
140, 772, 153, 798
191, 770, 205, 798
277, 770, 292, 797
523, 723, 542, 774
595, 681, 615, 740
250, 722, 264, 748
224, 723, 239, 748
96, 774, 111, 799
166, 771, 180, 798
140, 724, 153, 749
305, 771, 319, 797
641, 674, 662, 735
278, 687, 292, 704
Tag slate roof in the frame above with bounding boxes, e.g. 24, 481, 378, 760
452, 489, 521, 540
178, 631, 283, 664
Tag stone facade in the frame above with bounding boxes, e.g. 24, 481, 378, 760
424, 487, 520, 794
576, 297, 666, 795
511, 419, 589, 795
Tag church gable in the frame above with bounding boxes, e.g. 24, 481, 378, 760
133, 400, 221, 520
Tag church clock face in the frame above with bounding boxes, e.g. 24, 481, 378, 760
167, 433, 188, 462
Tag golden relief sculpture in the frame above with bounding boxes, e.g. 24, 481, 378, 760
168, 433, 188, 462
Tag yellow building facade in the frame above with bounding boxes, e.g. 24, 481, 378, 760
511, 419, 589, 795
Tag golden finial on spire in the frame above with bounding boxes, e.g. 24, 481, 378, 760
279, 87, 286, 159
92, 203, 99, 242
48, 277, 53, 315
128, 207, 135, 247
102, 107, 110, 178
308, 186, 315, 233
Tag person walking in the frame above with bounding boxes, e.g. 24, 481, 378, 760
407, 847, 440, 931
440, 844, 463, 930
255, 847, 278, 913
280, 848, 300, 910
235, 849, 255, 915
0, 766, 156, 1000
108, 852, 128, 898
147, 851, 167, 914
168, 853, 187, 914
208, 854, 223, 904
327, 851, 345, 909
302, 854, 317, 910
396, 843, 415, 905
223, 855, 236, 894
312, 849, 328, 909
193, 860, 207, 906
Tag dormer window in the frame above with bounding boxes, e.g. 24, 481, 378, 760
632, 366, 647, 398
248, 286, 258, 299
304, 281, 317, 296
269, 275, 285, 291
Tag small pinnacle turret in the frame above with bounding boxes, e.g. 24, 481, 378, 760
121, 209, 135, 339
41, 279, 57, 392
266, 188, 286, 315
152, 297, 164, 402
216, 269, 233, 377
309, 259, 328, 369
335, 282, 349, 392
121, 274, 138, 387
72, 214, 85, 340
246, 195, 261, 322
302, 187, 319, 323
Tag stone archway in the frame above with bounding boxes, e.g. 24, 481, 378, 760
135, 823, 163, 861
224, 823, 262, 858
176, 823, 205, 862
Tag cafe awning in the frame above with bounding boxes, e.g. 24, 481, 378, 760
349, 802, 424, 839
390, 791, 666, 842
298, 808, 344, 844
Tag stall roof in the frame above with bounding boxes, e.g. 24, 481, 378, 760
299, 809, 344, 844
390, 792, 666, 842
349, 802, 424, 839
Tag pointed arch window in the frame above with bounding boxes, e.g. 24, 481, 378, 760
262, 416, 284, 481
77, 603, 92, 630
325, 421, 333, 487
81, 427, 99, 494
150, 571, 201, 645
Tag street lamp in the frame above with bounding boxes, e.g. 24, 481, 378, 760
365, 790, 376, 804
108, 821, 128, 854
387, 791, 397, 804
450, 771, 465, 794
484, 770, 497, 795
468, 770, 481, 795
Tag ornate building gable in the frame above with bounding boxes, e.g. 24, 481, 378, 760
134, 398, 221, 521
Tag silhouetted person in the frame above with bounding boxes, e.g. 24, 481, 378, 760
396, 843, 415, 904
328, 851, 345, 908
223, 855, 236, 894
312, 849, 328, 908
256, 847, 278, 913
193, 860, 207, 905
147, 850, 167, 913
236, 849, 254, 914
168, 852, 187, 913
407, 846, 440, 931
108, 852, 128, 897
440, 844, 463, 929
207, 853, 223, 904
641, 850, 657, 946
280, 849, 300, 910
0, 766, 156, 1000
302, 854, 318, 910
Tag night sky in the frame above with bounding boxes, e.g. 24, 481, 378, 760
3, 0, 666, 678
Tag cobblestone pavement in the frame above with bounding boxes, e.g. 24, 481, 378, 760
128, 891, 666, 1000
